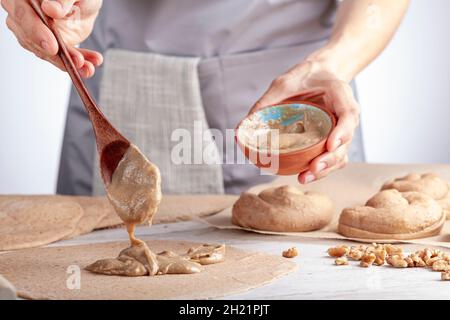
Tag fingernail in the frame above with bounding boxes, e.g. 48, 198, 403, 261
40, 40, 49, 52
316, 162, 327, 172
334, 138, 342, 150
46, 0, 62, 9
303, 172, 315, 184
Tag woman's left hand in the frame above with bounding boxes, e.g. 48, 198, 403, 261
249, 59, 360, 184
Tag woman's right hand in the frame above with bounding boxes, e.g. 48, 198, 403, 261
1, 0, 103, 78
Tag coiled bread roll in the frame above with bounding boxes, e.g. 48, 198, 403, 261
439, 184, 450, 220
339, 189, 445, 240
232, 185, 334, 232
381, 173, 450, 220
381, 173, 448, 200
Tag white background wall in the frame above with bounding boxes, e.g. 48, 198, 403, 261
357, 0, 450, 164
0, 1, 449, 195
0, 9, 70, 194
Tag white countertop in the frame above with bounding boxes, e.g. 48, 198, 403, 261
54, 220, 450, 300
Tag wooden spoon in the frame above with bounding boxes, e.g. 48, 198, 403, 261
29, 0, 130, 186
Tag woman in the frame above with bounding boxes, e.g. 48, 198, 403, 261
2, 0, 409, 195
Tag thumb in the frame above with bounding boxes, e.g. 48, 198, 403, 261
41, 0, 77, 19
249, 74, 299, 114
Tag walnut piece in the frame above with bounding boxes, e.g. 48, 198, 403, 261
326, 243, 449, 278
408, 254, 427, 267
404, 256, 414, 268
442, 271, 450, 281
360, 253, 376, 268
373, 248, 387, 266
335, 257, 349, 266
419, 248, 444, 264
327, 246, 349, 258
387, 255, 408, 268
348, 247, 364, 261
384, 244, 403, 257
282, 247, 298, 258
426, 256, 442, 267
432, 259, 449, 272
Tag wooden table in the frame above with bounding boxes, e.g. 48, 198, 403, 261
56, 220, 450, 300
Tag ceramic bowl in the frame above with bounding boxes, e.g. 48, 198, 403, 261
235, 100, 336, 175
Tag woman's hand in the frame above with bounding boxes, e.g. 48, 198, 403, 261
1, 0, 103, 78
250, 58, 360, 184
250, 0, 409, 184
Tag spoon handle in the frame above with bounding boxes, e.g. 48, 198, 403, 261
28, 0, 126, 150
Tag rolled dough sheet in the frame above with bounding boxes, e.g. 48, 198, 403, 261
201, 163, 450, 248
95, 195, 238, 229
0, 240, 297, 300
64, 196, 110, 239
155, 195, 238, 224
0, 195, 83, 251
0, 194, 237, 246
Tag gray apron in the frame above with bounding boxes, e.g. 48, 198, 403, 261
57, 0, 365, 196
91, 50, 224, 195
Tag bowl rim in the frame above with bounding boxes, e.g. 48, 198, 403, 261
235, 100, 337, 157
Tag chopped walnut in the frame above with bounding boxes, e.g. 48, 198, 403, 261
421, 249, 432, 262
282, 247, 298, 258
327, 245, 349, 258
357, 245, 368, 252
384, 244, 403, 257
404, 256, 414, 268
403, 254, 426, 268
335, 257, 349, 266
348, 247, 364, 261
431, 259, 449, 272
420, 248, 443, 264
370, 243, 384, 252
387, 255, 408, 268
431, 249, 444, 258
365, 246, 375, 254
415, 249, 425, 258
442, 271, 450, 281
326, 243, 449, 273
426, 256, 442, 267
373, 248, 387, 266
360, 253, 376, 268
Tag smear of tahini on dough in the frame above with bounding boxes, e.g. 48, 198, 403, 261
86, 144, 225, 276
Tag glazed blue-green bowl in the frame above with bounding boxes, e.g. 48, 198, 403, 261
236, 101, 336, 175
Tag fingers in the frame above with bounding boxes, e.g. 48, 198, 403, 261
78, 60, 95, 78
326, 88, 360, 152
23, 1, 59, 55
78, 48, 103, 67
298, 143, 350, 184
326, 112, 358, 151
41, 0, 77, 19
55, 48, 99, 78
67, 46, 85, 69
3, 0, 59, 56
72, 48, 103, 78
249, 72, 300, 114
2, 0, 101, 78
